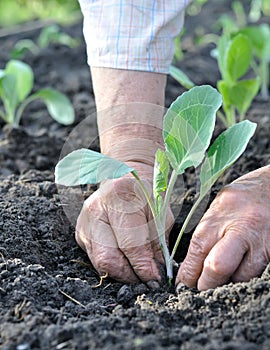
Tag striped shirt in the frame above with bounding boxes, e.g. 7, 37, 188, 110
78, 1, 190, 73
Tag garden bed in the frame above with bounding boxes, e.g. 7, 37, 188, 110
0, 1, 270, 349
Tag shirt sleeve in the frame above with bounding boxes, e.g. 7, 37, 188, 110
78, 0, 190, 74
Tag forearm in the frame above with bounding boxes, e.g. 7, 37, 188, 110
91, 68, 166, 110
79, 0, 188, 164
91, 67, 167, 165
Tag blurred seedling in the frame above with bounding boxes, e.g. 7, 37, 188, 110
0, 59, 75, 126
11, 24, 79, 59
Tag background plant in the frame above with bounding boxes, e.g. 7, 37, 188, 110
55, 85, 256, 283
170, 31, 261, 127
170, 0, 267, 114
213, 4, 270, 102
11, 24, 80, 59
192, 0, 270, 103
238, 24, 270, 100
0, 0, 80, 27
169, 0, 209, 90
216, 33, 260, 127
249, 0, 270, 22
0, 59, 75, 126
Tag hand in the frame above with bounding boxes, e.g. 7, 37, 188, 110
176, 165, 270, 291
76, 162, 174, 287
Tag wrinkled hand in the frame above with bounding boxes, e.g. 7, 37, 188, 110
176, 165, 270, 291
76, 162, 174, 287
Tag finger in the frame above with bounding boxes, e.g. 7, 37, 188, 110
89, 241, 139, 283
175, 219, 219, 288
108, 208, 162, 284
197, 230, 248, 290
76, 196, 139, 284
232, 245, 268, 283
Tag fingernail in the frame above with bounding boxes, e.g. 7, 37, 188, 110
176, 282, 186, 293
146, 280, 160, 290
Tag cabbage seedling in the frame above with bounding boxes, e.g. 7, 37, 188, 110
216, 33, 260, 127
0, 59, 75, 126
11, 24, 79, 59
37, 24, 79, 49
239, 24, 270, 100
55, 85, 256, 284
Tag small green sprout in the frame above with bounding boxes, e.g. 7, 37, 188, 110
216, 33, 260, 127
0, 59, 75, 126
11, 24, 80, 59
11, 40, 40, 59
55, 85, 256, 284
37, 24, 80, 49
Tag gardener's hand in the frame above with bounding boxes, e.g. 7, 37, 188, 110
76, 161, 174, 287
176, 165, 270, 291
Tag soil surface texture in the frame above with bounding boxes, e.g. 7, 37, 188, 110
0, 1, 270, 349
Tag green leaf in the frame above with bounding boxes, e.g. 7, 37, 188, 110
37, 24, 79, 49
38, 24, 61, 48
55, 148, 135, 186
217, 80, 230, 108
0, 73, 19, 123
226, 34, 252, 82
153, 149, 170, 212
31, 88, 75, 125
217, 35, 229, 80
169, 65, 195, 90
200, 120, 257, 196
259, 24, 270, 58
5, 59, 33, 102
228, 78, 261, 117
239, 24, 270, 60
11, 39, 40, 59
163, 85, 222, 174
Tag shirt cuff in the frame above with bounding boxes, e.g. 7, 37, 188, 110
78, 0, 189, 74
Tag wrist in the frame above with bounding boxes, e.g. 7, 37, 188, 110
98, 102, 165, 166
106, 138, 162, 167
91, 68, 167, 111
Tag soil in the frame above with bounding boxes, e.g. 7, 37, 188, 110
1, 1, 270, 349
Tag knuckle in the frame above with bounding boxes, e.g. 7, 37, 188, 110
217, 185, 242, 205
94, 255, 115, 274
93, 253, 136, 283
189, 232, 209, 257
179, 262, 197, 287
203, 255, 229, 277
111, 177, 137, 201
84, 191, 102, 209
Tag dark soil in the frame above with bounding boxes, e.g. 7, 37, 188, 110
1, 1, 270, 349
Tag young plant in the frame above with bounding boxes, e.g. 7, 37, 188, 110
55, 85, 256, 284
239, 24, 270, 100
11, 24, 80, 59
216, 33, 260, 127
11, 39, 40, 59
0, 59, 75, 126
37, 24, 80, 49
217, 1, 247, 36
